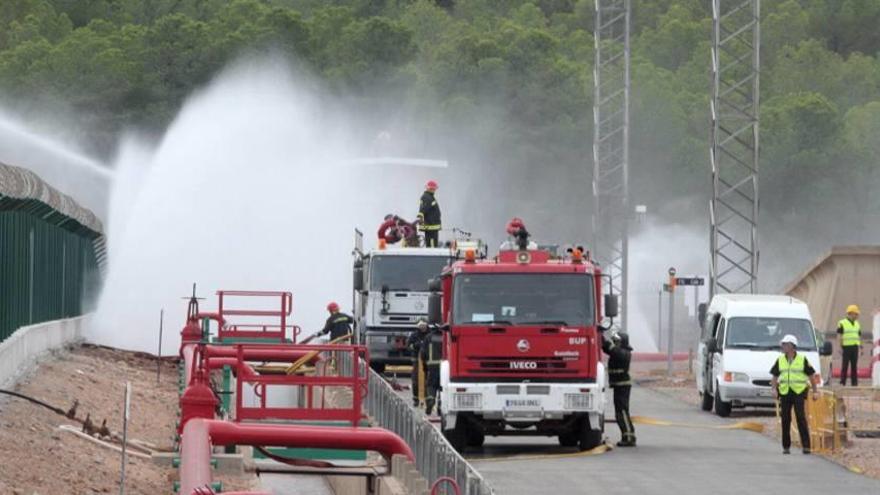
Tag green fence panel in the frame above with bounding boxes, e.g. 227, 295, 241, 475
0, 209, 102, 342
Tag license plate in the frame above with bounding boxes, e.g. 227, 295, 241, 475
757, 389, 772, 397
505, 399, 541, 408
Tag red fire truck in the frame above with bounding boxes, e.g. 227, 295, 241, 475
428, 230, 616, 452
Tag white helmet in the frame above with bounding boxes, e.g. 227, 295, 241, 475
780, 334, 798, 347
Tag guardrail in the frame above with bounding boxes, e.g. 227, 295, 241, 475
355, 360, 495, 495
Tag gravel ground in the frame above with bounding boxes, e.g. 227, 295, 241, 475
0, 344, 257, 494
640, 373, 880, 480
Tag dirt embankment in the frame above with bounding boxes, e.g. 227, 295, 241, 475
0, 344, 256, 494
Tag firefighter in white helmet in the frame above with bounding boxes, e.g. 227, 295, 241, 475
770, 334, 818, 455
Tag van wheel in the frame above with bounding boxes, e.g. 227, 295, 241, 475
578, 417, 603, 451
700, 387, 713, 412
714, 382, 732, 417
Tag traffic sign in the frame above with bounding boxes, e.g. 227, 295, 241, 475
675, 277, 705, 286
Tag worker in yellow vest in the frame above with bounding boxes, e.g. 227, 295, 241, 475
770, 334, 818, 455
836, 304, 862, 386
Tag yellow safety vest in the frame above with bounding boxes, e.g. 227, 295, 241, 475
777, 354, 808, 395
839, 319, 861, 347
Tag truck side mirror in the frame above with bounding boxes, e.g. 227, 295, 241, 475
707, 337, 718, 354
820, 341, 833, 356
698, 303, 707, 330
428, 277, 442, 293
604, 294, 619, 318
428, 293, 442, 325
353, 260, 364, 292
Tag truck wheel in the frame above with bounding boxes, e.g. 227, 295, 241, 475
370, 361, 386, 374
558, 432, 578, 447
466, 428, 485, 447
577, 417, 603, 451
441, 415, 468, 453
714, 382, 732, 417
700, 387, 713, 412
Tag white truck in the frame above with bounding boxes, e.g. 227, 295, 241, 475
352, 231, 452, 373
696, 294, 832, 417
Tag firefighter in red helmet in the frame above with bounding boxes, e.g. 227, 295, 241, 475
319, 302, 354, 341
417, 180, 441, 247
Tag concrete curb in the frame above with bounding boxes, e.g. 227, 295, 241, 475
0, 314, 90, 388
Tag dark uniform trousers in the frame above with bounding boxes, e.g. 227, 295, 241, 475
613, 385, 635, 440
424, 230, 439, 247
779, 391, 810, 450
840, 346, 859, 386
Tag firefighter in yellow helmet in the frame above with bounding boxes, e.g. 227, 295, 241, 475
771, 334, 818, 455
836, 304, 862, 386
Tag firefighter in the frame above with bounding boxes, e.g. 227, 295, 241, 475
378, 214, 402, 244
602, 330, 636, 447
423, 322, 443, 415
417, 180, 441, 247
407, 319, 431, 407
837, 304, 862, 386
770, 334, 818, 454
319, 302, 354, 341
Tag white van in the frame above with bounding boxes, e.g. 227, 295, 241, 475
695, 294, 832, 416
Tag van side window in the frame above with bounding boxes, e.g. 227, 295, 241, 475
715, 318, 726, 345
703, 314, 719, 340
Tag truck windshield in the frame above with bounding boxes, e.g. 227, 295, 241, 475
725, 317, 817, 350
452, 273, 595, 326
370, 255, 450, 292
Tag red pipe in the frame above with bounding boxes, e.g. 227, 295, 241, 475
182, 345, 318, 384
182, 344, 196, 384
205, 357, 258, 380
180, 419, 414, 495
180, 419, 214, 494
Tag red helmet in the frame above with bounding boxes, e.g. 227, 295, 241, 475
506, 217, 525, 235
326, 302, 339, 312
425, 180, 438, 190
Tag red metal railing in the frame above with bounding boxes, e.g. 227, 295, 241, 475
216, 290, 293, 342
233, 343, 368, 426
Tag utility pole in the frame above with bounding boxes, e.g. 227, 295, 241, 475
593, 0, 631, 331
667, 268, 676, 376
710, 0, 761, 297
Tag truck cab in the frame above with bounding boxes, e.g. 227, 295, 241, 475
353, 235, 452, 373
430, 245, 614, 452
696, 294, 832, 416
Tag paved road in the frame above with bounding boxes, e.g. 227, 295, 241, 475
258, 472, 333, 495
467, 386, 880, 495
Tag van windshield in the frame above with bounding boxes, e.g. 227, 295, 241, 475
725, 317, 817, 350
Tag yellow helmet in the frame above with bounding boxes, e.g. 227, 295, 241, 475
846, 304, 860, 315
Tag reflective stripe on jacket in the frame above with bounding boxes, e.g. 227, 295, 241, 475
417, 190, 441, 230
